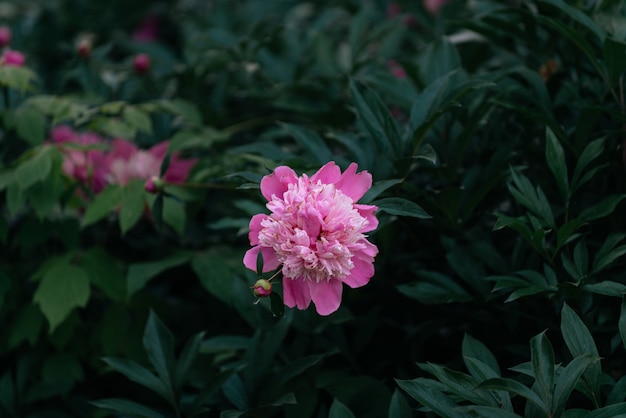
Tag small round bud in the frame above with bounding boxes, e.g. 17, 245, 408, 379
0, 26, 12, 48
1, 49, 24, 67
145, 176, 165, 193
77, 38, 92, 58
133, 53, 151, 74
253, 279, 272, 297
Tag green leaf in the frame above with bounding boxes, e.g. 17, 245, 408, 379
270, 292, 285, 317
174, 332, 204, 390
126, 252, 192, 297
8, 303, 43, 348
553, 354, 599, 417
223, 373, 249, 410
545, 127, 569, 200
81, 185, 123, 227
143, 311, 176, 400
462, 334, 500, 376
463, 357, 513, 412
561, 303, 601, 403
280, 123, 333, 165
162, 195, 186, 236
91, 398, 167, 418
540, 0, 605, 42
81, 247, 126, 301
158, 99, 202, 126
15, 146, 55, 190
578, 194, 626, 223
101, 357, 169, 402
349, 79, 402, 157
592, 234, 626, 274
620, 296, 626, 351
0, 272, 10, 311
397, 271, 472, 304
120, 180, 146, 234
419, 38, 461, 85
477, 378, 547, 413
33, 258, 90, 332
530, 331, 555, 409
507, 167, 555, 228
582, 281, 626, 297
603, 38, 626, 87
360, 179, 403, 204
123, 106, 153, 135
388, 389, 411, 418
191, 253, 233, 305
587, 402, 626, 418
455, 406, 522, 418
0, 66, 38, 92
396, 378, 469, 418
15, 104, 45, 145
419, 362, 496, 406
607, 376, 626, 405
329, 398, 356, 418
373, 197, 431, 218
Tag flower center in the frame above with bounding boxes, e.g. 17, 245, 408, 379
258, 178, 369, 282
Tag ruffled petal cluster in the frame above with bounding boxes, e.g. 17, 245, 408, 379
244, 162, 378, 316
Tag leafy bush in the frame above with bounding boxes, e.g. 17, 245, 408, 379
0, 0, 625, 417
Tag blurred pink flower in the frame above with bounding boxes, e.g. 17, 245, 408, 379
133, 53, 151, 74
132, 14, 159, 42
0, 26, 12, 48
244, 162, 379, 316
106, 139, 196, 186
52, 126, 108, 193
387, 60, 407, 79
424, 0, 448, 14
1, 49, 25, 67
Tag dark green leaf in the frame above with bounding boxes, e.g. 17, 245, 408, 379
33, 259, 90, 332
587, 402, 626, 418
540, 0, 605, 42
120, 180, 146, 234
15, 146, 55, 190
15, 105, 45, 145
553, 354, 599, 417
81, 185, 123, 227
126, 252, 192, 296
360, 179, 403, 204
270, 292, 285, 317
582, 281, 626, 297
373, 197, 431, 218
455, 406, 521, 418
463, 357, 513, 412
397, 271, 472, 304
143, 311, 176, 400
607, 376, 626, 405
477, 378, 547, 413
280, 123, 333, 165
174, 331, 205, 390
419, 362, 496, 406
578, 194, 625, 223
91, 398, 166, 418
192, 254, 233, 305
101, 357, 169, 401
222, 373, 249, 410
396, 378, 470, 418
530, 331, 554, 408
388, 389, 411, 418
462, 334, 500, 376
545, 127, 569, 200
329, 398, 356, 418
572, 137, 604, 192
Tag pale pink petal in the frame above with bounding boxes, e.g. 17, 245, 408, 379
310, 161, 341, 184
243, 246, 280, 273
334, 163, 372, 202
260, 166, 298, 201
148, 141, 169, 160
354, 204, 378, 232
283, 278, 312, 310
248, 214, 267, 245
308, 279, 343, 315
342, 254, 375, 288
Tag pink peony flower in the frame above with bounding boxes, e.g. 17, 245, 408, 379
243, 162, 379, 316
133, 53, 151, 74
0, 26, 12, 48
52, 126, 109, 193
1, 49, 25, 67
106, 139, 196, 186
424, 0, 448, 14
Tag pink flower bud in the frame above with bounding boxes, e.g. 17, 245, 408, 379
145, 176, 165, 193
77, 38, 92, 58
0, 26, 12, 48
1, 49, 25, 67
133, 53, 151, 74
253, 279, 272, 297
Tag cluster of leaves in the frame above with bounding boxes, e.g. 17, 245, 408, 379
0, 0, 625, 417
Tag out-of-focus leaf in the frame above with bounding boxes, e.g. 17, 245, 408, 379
14, 146, 55, 190
91, 398, 166, 418
620, 296, 626, 351
280, 123, 333, 165
119, 180, 146, 234
329, 398, 356, 418
398, 271, 472, 304
587, 402, 626, 418
578, 194, 626, 223
126, 252, 193, 296
101, 357, 168, 402
360, 179, 403, 204
123, 106, 153, 135
388, 389, 411, 418
15, 104, 45, 145
81, 185, 123, 227
540, 0, 605, 42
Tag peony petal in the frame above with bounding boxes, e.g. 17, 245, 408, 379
163, 155, 197, 183
308, 279, 343, 315
108, 139, 138, 160
283, 278, 312, 310
342, 253, 375, 288
148, 141, 170, 160
248, 214, 267, 245
334, 163, 372, 202
243, 245, 280, 273
260, 166, 298, 201
354, 204, 379, 232
310, 161, 341, 184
